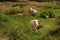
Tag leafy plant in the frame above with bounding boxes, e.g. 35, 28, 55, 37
40, 9, 56, 19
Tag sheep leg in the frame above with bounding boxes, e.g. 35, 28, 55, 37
35, 27, 37, 32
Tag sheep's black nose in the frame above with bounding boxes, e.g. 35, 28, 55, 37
37, 25, 43, 29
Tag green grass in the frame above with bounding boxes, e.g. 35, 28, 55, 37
0, 2, 60, 40
5, 8, 24, 15
0, 13, 59, 40
12, 3, 27, 8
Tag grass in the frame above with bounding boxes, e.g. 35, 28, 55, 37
12, 3, 27, 8
5, 8, 24, 15
0, 14, 59, 40
36, 3, 60, 9
0, 1, 60, 40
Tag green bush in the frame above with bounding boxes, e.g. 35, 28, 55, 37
5, 9, 24, 15
40, 9, 56, 19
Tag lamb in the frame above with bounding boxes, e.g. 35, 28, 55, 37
30, 19, 40, 32
30, 8, 37, 16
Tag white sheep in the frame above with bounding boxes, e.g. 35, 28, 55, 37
30, 19, 39, 32
30, 8, 37, 16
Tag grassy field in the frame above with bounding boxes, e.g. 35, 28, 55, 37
0, 1, 60, 40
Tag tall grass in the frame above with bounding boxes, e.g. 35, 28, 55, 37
12, 3, 27, 8
0, 13, 60, 40
0, 2, 60, 40
5, 8, 24, 15
37, 3, 60, 9
0, 14, 31, 40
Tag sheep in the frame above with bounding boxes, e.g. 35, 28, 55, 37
30, 19, 40, 32
30, 8, 37, 16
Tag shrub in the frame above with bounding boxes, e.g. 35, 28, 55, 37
40, 9, 56, 19
5, 9, 24, 15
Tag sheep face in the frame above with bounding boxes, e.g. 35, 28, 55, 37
30, 19, 39, 31
30, 8, 37, 16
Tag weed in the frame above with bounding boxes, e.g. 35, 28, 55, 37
40, 9, 56, 19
